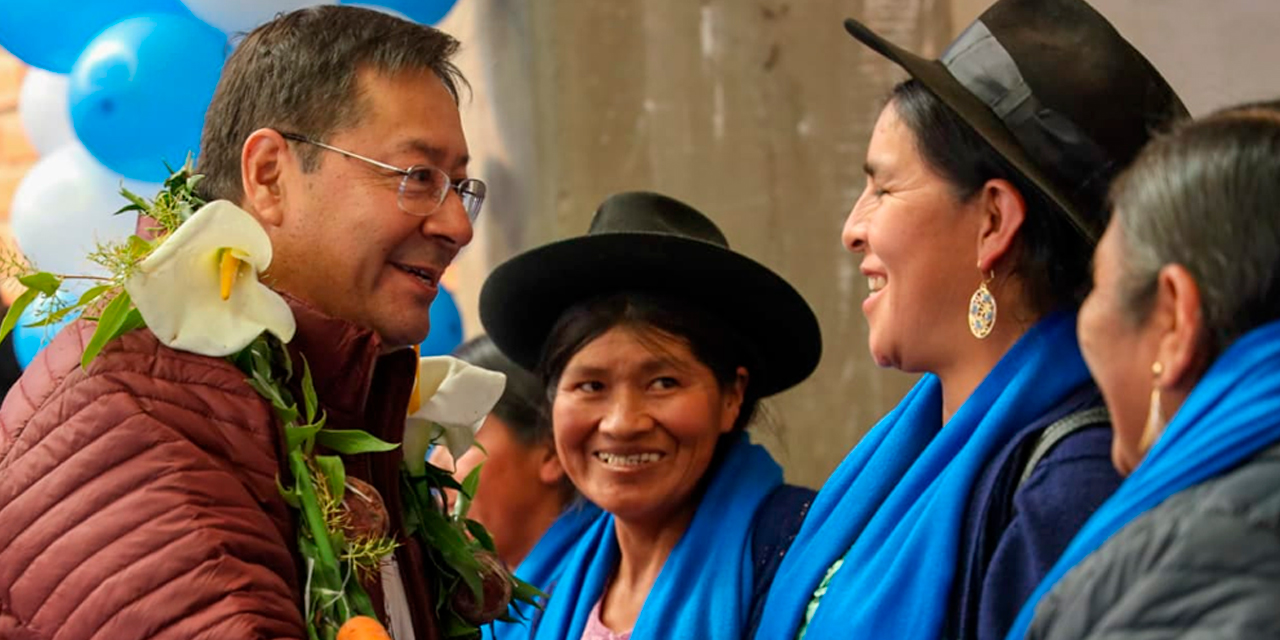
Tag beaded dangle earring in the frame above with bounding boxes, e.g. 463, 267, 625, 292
968, 268, 997, 339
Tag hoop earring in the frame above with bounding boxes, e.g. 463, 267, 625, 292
1139, 361, 1166, 453
968, 270, 997, 339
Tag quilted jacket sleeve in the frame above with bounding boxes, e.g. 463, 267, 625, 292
1026, 455, 1280, 640
0, 326, 306, 640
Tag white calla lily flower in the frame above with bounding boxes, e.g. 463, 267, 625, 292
404, 355, 506, 474
125, 200, 296, 357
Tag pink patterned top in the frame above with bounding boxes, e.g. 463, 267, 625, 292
581, 598, 632, 640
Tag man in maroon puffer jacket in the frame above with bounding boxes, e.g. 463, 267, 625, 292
0, 6, 480, 639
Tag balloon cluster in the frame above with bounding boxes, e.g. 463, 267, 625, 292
1, 0, 461, 367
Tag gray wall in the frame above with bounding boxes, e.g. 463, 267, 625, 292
439, 0, 1280, 488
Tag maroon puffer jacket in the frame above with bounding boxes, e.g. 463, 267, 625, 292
0, 299, 440, 640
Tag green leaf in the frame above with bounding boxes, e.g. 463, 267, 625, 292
460, 462, 482, 500
276, 475, 301, 509
314, 430, 400, 455
285, 423, 323, 452
417, 508, 484, 595
464, 518, 496, 553
301, 358, 318, 424
251, 370, 290, 409
0, 288, 39, 343
126, 234, 153, 257
75, 284, 112, 307
80, 290, 133, 368
511, 575, 548, 604
455, 462, 483, 519
24, 300, 82, 328
113, 308, 146, 337
115, 187, 150, 215
314, 455, 345, 504
277, 342, 295, 381
18, 272, 60, 296
442, 613, 480, 638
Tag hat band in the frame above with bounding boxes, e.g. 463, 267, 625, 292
941, 20, 1115, 236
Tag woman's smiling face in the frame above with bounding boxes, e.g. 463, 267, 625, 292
842, 100, 984, 372
551, 325, 743, 525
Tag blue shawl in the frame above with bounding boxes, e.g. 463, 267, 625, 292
1006, 319, 1280, 639
755, 312, 1090, 639
485, 501, 605, 639
508, 432, 782, 640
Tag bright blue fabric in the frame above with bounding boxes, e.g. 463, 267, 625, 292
485, 501, 605, 639
1006, 319, 1280, 639
508, 433, 783, 640
755, 313, 1091, 639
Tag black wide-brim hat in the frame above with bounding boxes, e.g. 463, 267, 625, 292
479, 191, 822, 397
845, 0, 1188, 243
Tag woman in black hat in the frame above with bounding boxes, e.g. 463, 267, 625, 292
755, 1, 1187, 640
479, 191, 822, 640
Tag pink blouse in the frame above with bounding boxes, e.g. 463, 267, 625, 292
581, 598, 632, 640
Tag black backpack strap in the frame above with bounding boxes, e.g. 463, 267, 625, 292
1016, 406, 1110, 491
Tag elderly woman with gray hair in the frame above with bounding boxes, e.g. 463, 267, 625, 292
1004, 103, 1280, 639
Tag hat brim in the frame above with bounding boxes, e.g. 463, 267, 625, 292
844, 18, 1097, 242
479, 232, 822, 397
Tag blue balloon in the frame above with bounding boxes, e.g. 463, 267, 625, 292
69, 14, 228, 182
341, 0, 457, 25
12, 295, 76, 370
0, 0, 192, 73
420, 285, 463, 356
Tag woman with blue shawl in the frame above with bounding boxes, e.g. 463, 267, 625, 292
755, 1, 1186, 639
477, 191, 822, 640
1007, 104, 1280, 639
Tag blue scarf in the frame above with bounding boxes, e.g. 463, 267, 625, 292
506, 433, 782, 640
485, 501, 605, 639
755, 312, 1090, 639
1006, 319, 1280, 639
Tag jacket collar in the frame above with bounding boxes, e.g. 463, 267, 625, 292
281, 294, 417, 430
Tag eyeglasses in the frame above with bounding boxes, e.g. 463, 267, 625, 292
279, 132, 486, 222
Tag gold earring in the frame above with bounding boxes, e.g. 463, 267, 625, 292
1139, 361, 1165, 453
968, 269, 997, 339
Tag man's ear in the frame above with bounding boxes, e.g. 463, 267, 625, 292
975, 178, 1027, 273
240, 128, 293, 227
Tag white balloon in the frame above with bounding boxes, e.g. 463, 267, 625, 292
18, 69, 75, 157
182, 0, 338, 35
10, 144, 161, 280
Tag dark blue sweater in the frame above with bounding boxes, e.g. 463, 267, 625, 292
948, 384, 1122, 640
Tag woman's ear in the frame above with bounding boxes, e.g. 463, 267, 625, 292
241, 128, 292, 227
975, 178, 1028, 273
720, 366, 749, 434
537, 444, 566, 486
1153, 263, 1208, 391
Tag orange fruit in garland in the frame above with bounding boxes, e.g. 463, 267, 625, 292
336, 615, 391, 640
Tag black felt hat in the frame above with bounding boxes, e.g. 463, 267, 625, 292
479, 191, 822, 397
845, 0, 1188, 243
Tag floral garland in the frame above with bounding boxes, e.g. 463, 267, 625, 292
0, 163, 541, 640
